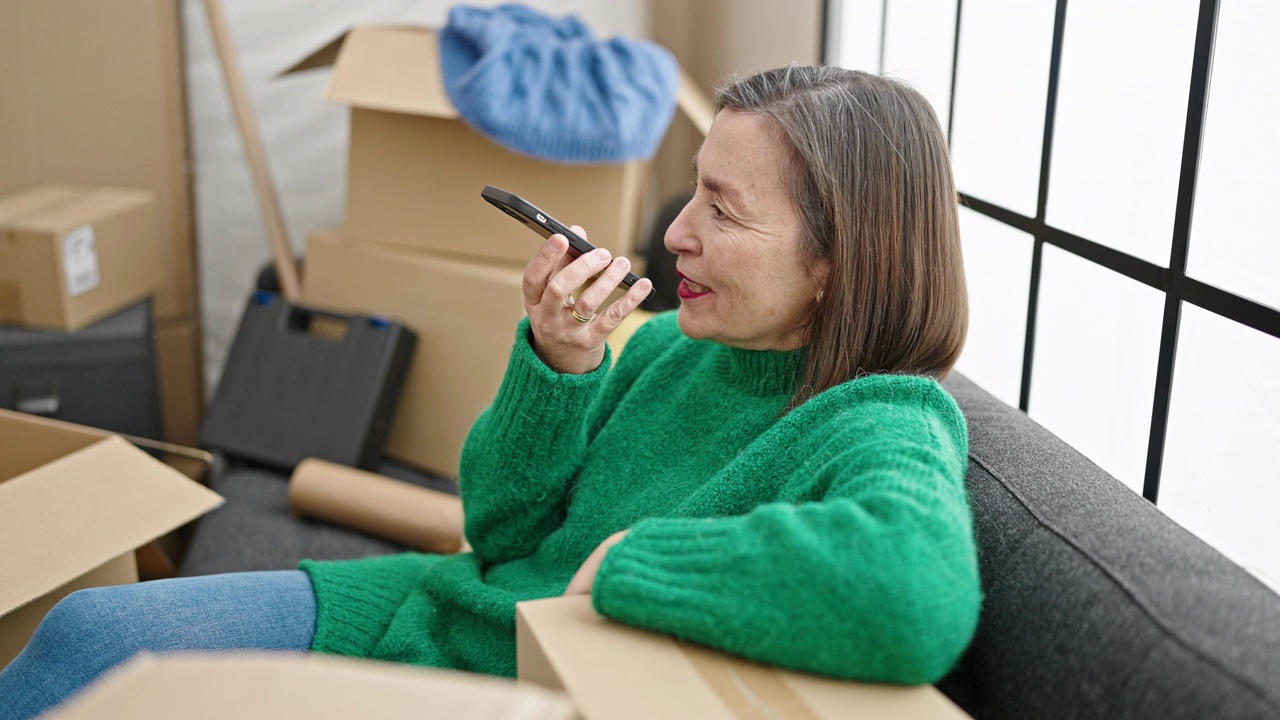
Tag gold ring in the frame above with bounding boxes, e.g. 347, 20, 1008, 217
570, 306, 594, 323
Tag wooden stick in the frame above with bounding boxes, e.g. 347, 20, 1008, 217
201, 0, 302, 301
676, 67, 715, 137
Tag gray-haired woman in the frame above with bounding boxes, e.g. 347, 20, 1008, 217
0, 65, 979, 719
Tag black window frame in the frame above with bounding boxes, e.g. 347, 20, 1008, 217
824, 0, 1280, 502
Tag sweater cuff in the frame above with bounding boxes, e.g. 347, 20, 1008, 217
300, 553, 428, 658
592, 516, 747, 637
487, 317, 613, 431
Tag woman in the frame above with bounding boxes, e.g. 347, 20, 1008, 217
0, 65, 978, 718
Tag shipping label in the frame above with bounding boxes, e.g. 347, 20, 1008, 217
62, 225, 100, 297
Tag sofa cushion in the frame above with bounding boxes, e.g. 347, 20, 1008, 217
939, 372, 1280, 719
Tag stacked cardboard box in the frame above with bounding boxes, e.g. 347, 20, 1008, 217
0, 0, 204, 449
291, 26, 709, 476
0, 185, 162, 331
304, 229, 525, 475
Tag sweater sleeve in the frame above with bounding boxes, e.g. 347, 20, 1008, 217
590, 377, 981, 685
458, 317, 613, 565
461, 314, 683, 565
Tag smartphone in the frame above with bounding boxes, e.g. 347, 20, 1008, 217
481, 185, 654, 301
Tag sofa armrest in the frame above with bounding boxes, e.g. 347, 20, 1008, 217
939, 372, 1280, 719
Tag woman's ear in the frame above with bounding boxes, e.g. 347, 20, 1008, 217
811, 258, 832, 303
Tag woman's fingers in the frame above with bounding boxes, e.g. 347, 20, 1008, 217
563, 529, 631, 596
539, 226, 599, 307
544, 247, 614, 307
599, 276, 654, 330
522, 223, 651, 374
571, 256, 650, 327
522, 234, 571, 308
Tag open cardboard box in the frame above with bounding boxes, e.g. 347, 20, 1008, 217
0, 409, 223, 666
282, 25, 712, 267
517, 596, 971, 720
43, 652, 577, 719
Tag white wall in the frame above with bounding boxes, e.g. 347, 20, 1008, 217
181, 0, 649, 393
828, 0, 1280, 589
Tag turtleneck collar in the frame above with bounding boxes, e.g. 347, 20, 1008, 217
719, 343, 806, 397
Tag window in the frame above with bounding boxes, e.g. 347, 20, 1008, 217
827, 0, 1280, 583
954, 207, 1032, 408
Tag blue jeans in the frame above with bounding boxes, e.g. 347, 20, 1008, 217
0, 570, 316, 720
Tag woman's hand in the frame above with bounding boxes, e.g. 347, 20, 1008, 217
523, 229, 653, 375
564, 529, 630, 595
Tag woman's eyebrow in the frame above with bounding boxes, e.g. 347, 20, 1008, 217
702, 175, 746, 209
692, 151, 747, 210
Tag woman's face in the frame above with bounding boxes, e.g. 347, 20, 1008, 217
664, 110, 828, 351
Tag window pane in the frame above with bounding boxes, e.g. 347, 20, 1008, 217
953, 207, 1033, 407
827, 0, 884, 71
1029, 246, 1165, 492
950, 0, 1056, 216
1045, 0, 1198, 266
1160, 304, 1280, 590
882, 0, 957, 132
1187, 1, 1280, 309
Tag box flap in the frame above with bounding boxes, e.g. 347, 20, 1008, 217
0, 409, 108, 484
0, 185, 85, 230
517, 596, 970, 720
0, 434, 224, 619
5, 187, 155, 235
45, 652, 578, 719
282, 25, 712, 134
325, 26, 456, 119
278, 29, 351, 76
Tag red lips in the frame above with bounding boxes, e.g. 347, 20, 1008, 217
676, 271, 712, 299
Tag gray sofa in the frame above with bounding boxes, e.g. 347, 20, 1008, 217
938, 373, 1280, 719
178, 372, 1280, 719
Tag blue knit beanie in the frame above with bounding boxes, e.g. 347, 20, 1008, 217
439, 3, 680, 164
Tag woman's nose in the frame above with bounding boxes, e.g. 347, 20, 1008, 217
663, 202, 698, 256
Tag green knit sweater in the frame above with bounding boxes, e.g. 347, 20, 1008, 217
300, 312, 981, 684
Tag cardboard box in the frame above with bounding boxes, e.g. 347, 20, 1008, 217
0, 0, 198, 321
305, 231, 656, 477
650, 0, 821, 205
0, 185, 162, 331
304, 229, 526, 476
0, 409, 223, 666
283, 26, 706, 265
44, 652, 578, 719
154, 316, 206, 447
517, 596, 971, 720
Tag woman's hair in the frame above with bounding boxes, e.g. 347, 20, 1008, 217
715, 65, 968, 407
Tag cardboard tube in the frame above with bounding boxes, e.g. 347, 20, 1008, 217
289, 459, 465, 554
